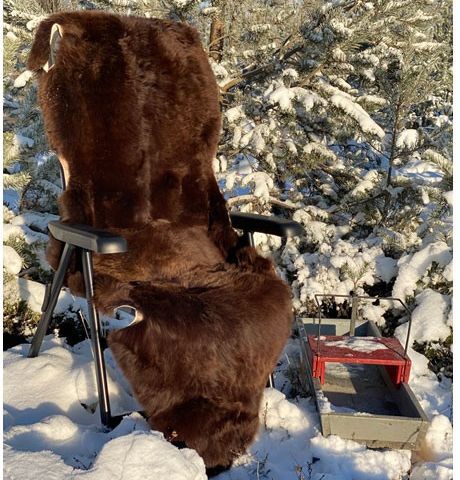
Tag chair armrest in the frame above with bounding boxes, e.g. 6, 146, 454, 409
230, 212, 304, 238
48, 221, 128, 254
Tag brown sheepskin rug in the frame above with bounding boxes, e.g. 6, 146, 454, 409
28, 11, 293, 472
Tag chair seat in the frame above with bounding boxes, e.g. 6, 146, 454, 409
306, 335, 411, 385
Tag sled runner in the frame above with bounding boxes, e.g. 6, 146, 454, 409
297, 294, 428, 450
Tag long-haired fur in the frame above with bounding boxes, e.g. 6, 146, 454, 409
29, 11, 292, 470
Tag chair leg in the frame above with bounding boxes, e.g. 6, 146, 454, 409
28, 243, 75, 358
81, 249, 112, 427
267, 372, 275, 388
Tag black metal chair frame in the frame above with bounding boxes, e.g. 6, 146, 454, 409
27, 168, 303, 427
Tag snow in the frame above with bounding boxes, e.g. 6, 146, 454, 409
282, 68, 299, 80
361, 303, 386, 326
332, 77, 353, 91
374, 255, 397, 283
3, 332, 453, 479
14, 70, 33, 88
310, 436, 411, 480
323, 337, 388, 353
443, 190, 453, 206
4, 278, 85, 314
393, 160, 444, 184
332, 47, 347, 62
412, 42, 443, 51
330, 93, 385, 138
36, 178, 63, 196
3, 245, 23, 274
78, 431, 206, 479
410, 463, 454, 480
303, 142, 337, 160
6, 31, 18, 41
225, 105, 245, 124
362, 68, 375, 81
396, 129, 419, 150
357, 95, 387, 106
266, 84, 324, 113
15, 133, 35, 148
11, 211, 59, 232
249, 24, 271, 33
316, 390, 357, 414
4, 420, 206, 480
395, 289, 451, 344
419, 414, 453, 463
236, 155, 257, 175
4, 446, 76, 480
3, 223, 49, 244
350, 170, 379, 196
293, 240, 397, 302
392, 241, 452, 300
267, 85, 294, 111
26, 16, 46, 31
241, 172, 274, 200
442, 260, 452, 282
201, 7, 219, 16
292, 88, 325, 111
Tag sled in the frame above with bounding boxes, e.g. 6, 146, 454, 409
297, 294, 428, 450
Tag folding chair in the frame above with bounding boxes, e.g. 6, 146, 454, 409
26, 11, 303, 470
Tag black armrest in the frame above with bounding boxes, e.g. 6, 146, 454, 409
230, 212, 304, 238
48, 221, 127, 254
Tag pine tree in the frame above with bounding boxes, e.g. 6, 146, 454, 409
2, 0, 452, 376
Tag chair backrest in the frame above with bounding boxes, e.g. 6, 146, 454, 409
28, 12, 228, 237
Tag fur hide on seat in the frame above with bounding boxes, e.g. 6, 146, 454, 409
28, 11, 293, 471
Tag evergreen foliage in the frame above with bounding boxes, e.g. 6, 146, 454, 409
3, 1, 452, 376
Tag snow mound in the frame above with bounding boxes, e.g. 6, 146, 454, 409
3, 245, 22, 274
311, 435, 411, 480
419, 414, 453, 463
410, 415, 453, 479
4, 446, 75, 480
392, 241, 452, 300
77, 431, 206, 479
4, 337, 453, 479
5, 425, 206, 480
395, 289, 451, 344
4, 338, 138, 427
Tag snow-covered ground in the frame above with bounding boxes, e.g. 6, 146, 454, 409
3, 333, 453, 479
2, 153, 453, 480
